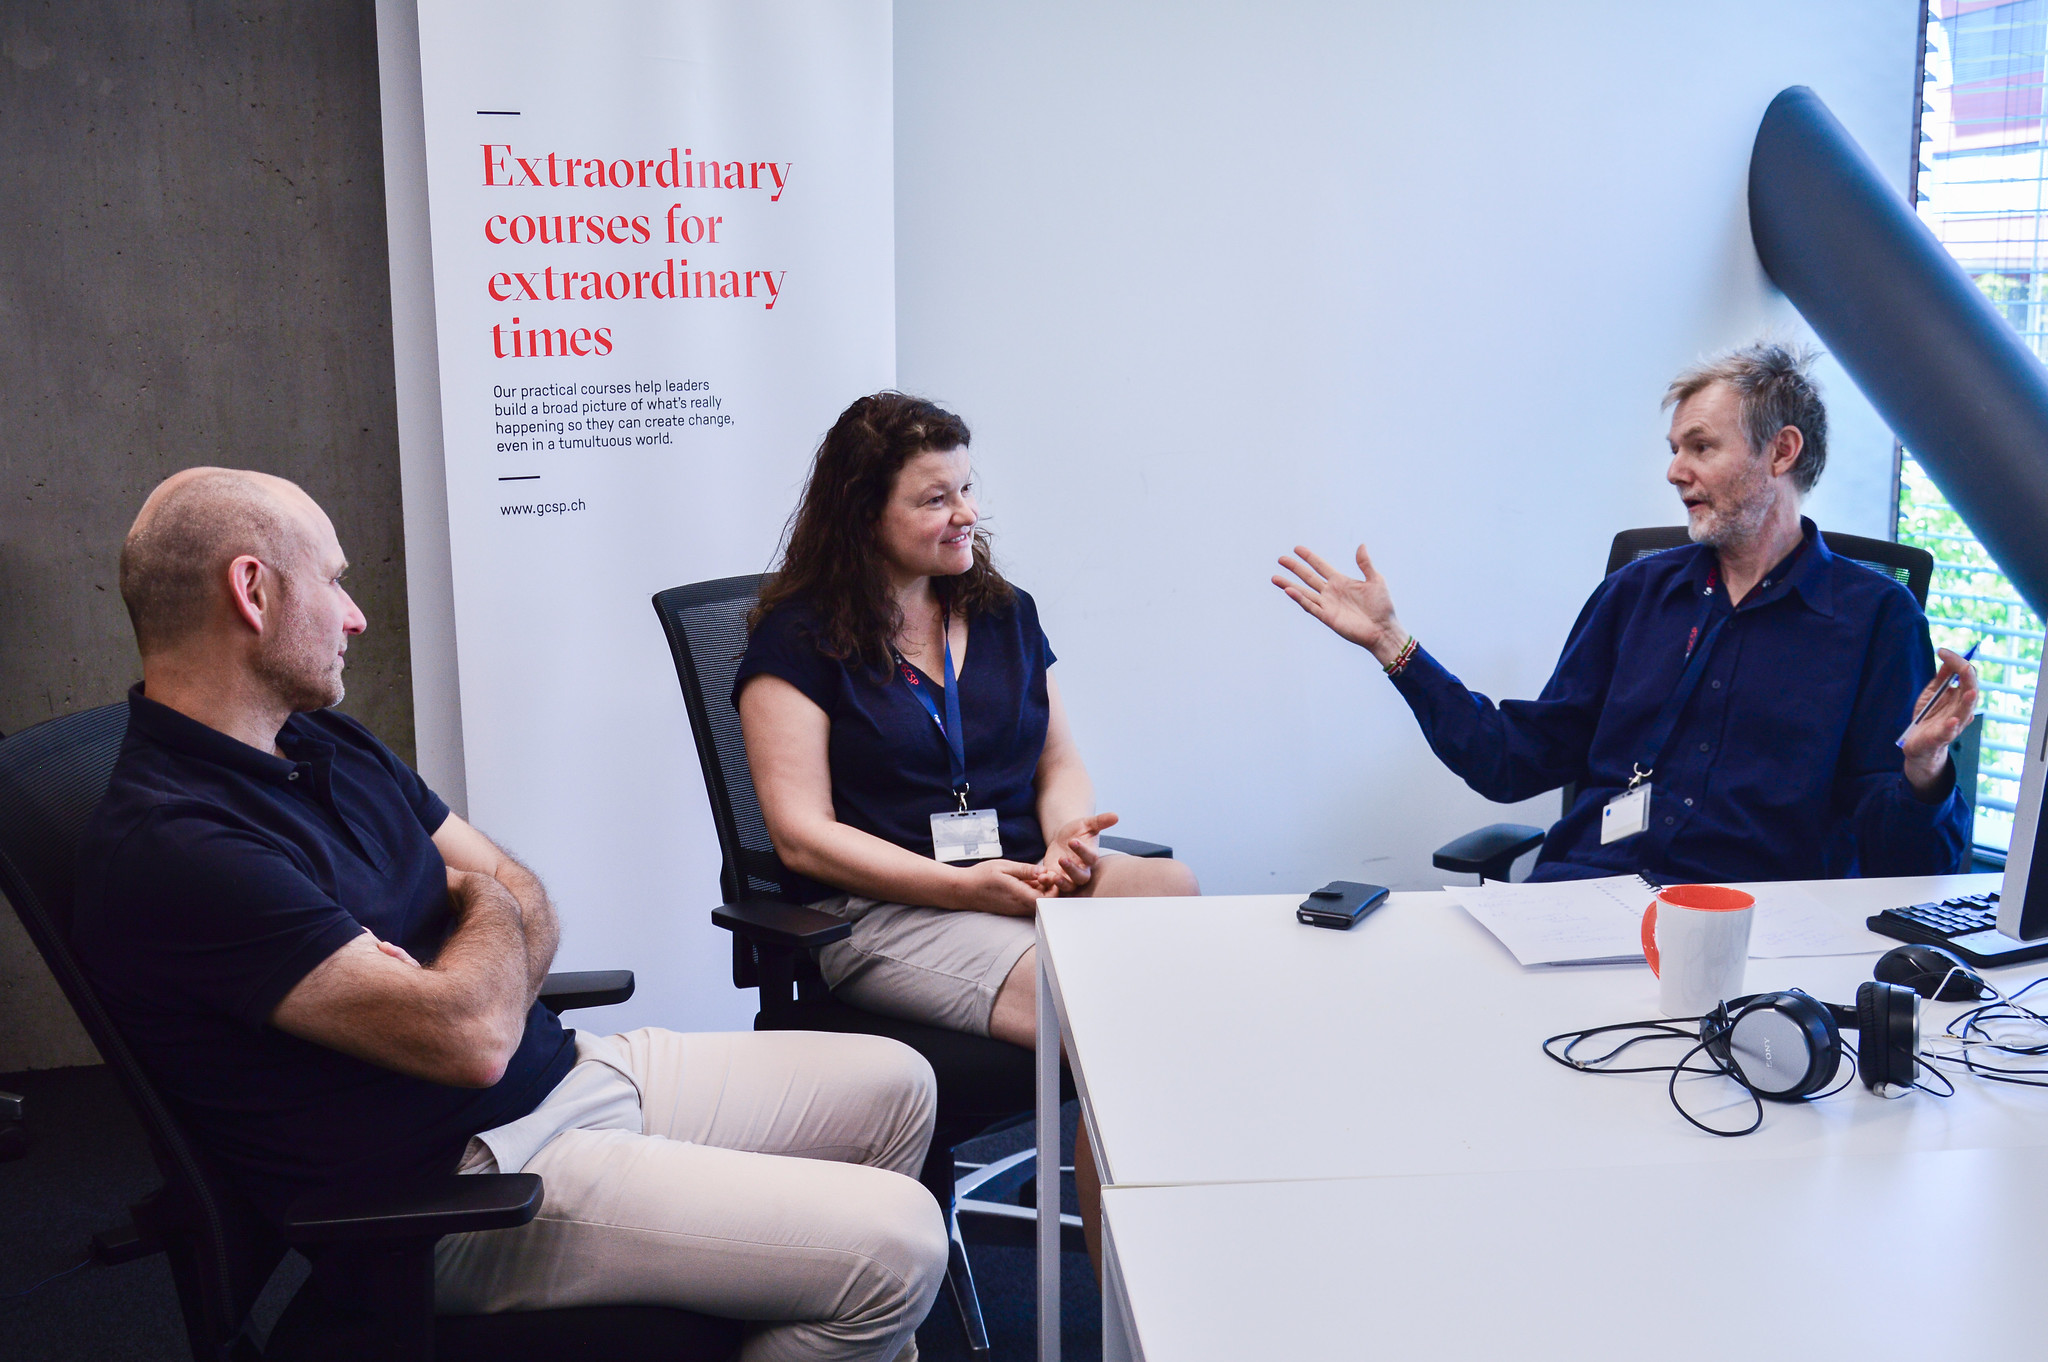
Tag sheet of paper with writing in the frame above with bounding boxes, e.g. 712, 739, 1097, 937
1446, 877, 1890, 966
1742, 883, 1888, 958
1444, 876, 1655, 966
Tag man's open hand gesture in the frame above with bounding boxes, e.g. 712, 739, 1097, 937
1274, 544, 1409, 667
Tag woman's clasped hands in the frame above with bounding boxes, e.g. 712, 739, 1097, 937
948, 810, 1120, 914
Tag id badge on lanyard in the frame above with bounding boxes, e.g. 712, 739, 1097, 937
1604, 568, 1727, 845
893, 612, 1004, 864
932, 808, 1003, 862
1601, 782, 1651, 844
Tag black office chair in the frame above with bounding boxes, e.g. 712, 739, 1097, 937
652, 575, 1173, 1359
1432, 527, 1978, 881
0, 702, 744, 1362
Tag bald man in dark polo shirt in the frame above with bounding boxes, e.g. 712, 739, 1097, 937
72, 469, 944, 1362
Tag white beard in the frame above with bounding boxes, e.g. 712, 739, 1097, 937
1688, 470, 1775, 551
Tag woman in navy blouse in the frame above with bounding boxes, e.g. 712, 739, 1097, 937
736, 392, 1197, 1047
735, 392, 1198, 1261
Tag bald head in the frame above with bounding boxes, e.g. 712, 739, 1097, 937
119, 468, 322, 656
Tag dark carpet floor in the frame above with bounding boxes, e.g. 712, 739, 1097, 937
0, 1066, 187, 1361
0, 1065, 1098, 1362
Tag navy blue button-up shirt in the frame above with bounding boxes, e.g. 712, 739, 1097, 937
72, 688, 575, 1220
1391, 520, 1970, 882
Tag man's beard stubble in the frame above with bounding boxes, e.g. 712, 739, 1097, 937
1687, 463, 1774, 552
252, 581, 345, 712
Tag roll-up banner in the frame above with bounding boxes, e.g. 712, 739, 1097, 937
402, 1, 893, 1028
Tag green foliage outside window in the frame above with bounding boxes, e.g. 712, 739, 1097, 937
1899, 0, 2047, 856
1897, 456, 2042, 852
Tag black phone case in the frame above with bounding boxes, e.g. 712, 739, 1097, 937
1298, 881, 1391, 930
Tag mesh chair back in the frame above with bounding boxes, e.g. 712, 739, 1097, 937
0, 703, 283, 1362
1605, 526, 1933, 608
651, 576, 808, 905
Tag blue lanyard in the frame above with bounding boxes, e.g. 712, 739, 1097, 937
1630, 570, 1730, 788
891, 611, 970, 811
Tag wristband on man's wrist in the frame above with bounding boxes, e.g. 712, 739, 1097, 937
1382, 634, 1419, 677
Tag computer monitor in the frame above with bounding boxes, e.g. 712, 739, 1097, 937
1997, 668, 2048, 942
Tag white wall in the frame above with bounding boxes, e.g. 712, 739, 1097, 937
895, 0, 1920, 893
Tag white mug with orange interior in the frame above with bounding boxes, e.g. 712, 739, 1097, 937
1640, 883, 1756, 1017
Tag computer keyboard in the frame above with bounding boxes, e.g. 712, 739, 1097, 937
1868, 890, 2048, 968
1877, 892, 2000, 939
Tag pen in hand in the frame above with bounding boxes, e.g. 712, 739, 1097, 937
1896, 639, 1980, 748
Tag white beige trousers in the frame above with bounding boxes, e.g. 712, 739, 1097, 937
433, 1028, 947, 1362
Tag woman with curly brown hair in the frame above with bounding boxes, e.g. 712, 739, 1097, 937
735, 392, 1198, 1058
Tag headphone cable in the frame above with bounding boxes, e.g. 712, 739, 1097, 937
1544, 1017, 1766, 1136
1920, 974, 2048, 1087
1666, 1036, 1764, 1137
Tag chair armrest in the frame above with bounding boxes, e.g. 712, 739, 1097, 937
1432, 823, 1547, 881
713, 899, 852, 949
1099, 835, 1173, 859
282, 1173, 543, 1247
538, 969, 635, 1013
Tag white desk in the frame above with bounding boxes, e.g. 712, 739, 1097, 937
1032, 874, 2048, 1360
1098, 1145, 2048, 1360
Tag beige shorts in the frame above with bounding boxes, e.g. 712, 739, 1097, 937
811, 895, 1037, 1038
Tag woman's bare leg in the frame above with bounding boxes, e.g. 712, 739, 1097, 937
1071, 853, 1199, 899
983, 856, 1198, 1275
989, 946, 1108, 1272
1074, 1119, 1100, 1270
987, 944, 1039, 1051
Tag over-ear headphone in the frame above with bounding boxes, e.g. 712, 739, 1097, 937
1701, 982, 1921, 1100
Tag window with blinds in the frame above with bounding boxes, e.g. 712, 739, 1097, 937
1900, 0, 2048, 856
